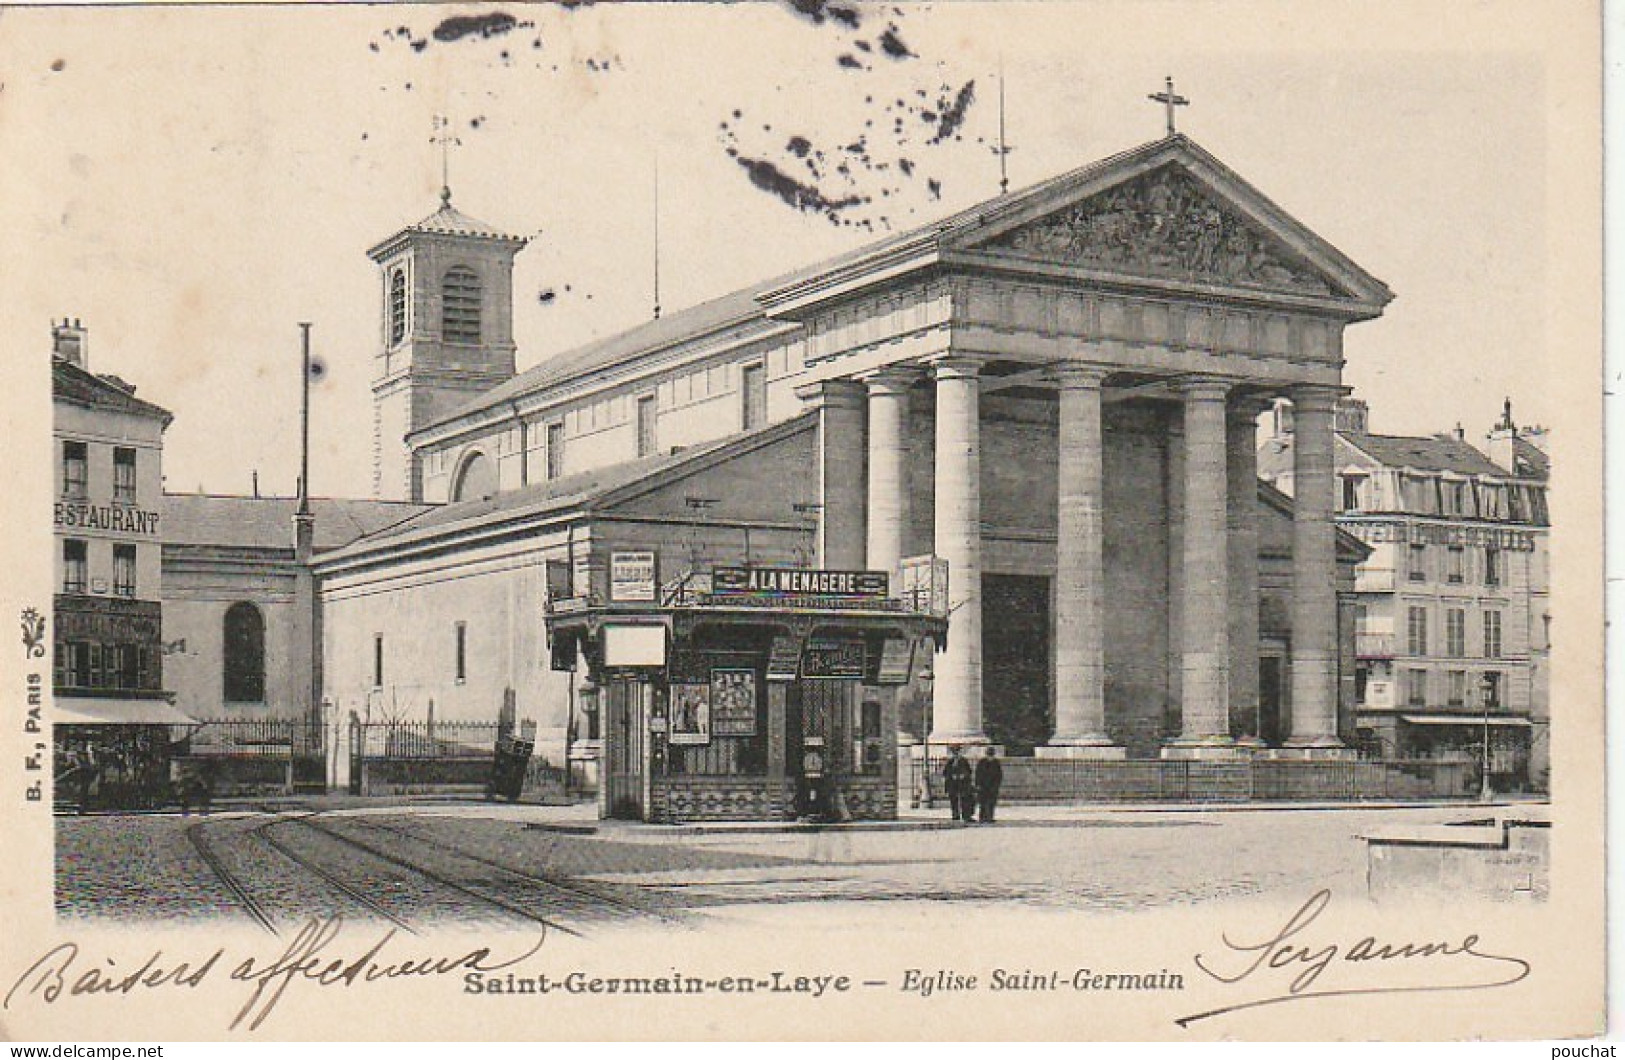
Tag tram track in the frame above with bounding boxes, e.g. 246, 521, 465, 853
338, 816, 685, 927
275, 814, 584, 937
249, 815, 419, 934
184, 818, 279, 936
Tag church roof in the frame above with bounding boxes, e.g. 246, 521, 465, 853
367, 192, 528, 259
319, 414, 816, 568
52, 356, 173, 426
162, 494, 433, 552
414, 133, 1393, 441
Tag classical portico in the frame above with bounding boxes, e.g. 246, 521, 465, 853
767, 134, 1392, 758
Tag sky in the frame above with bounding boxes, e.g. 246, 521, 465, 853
0, 1, 1576, 501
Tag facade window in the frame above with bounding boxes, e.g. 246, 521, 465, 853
112, 447, 137, 503
1446, 545, 1464, 584
451, 451, 495, 502
1483, 611, 1503, 659
373, 633, 385, 689
1482, 671, 1503, 710
546, 421, 565, 481
1447, 670, 1467, 706
62, 441, 88, 499
62, 539, 87, 594
441, 266, 482, 344
389, 267, 408, 345
741, 362, 767, 430
1408, 543, 1427, 582
1445, 608, 1466, 658
1405, 669, 1428, 707
455, 622, 467, 683
1406, 605, 1428, 657
112, 544, 136, 598
1448, 481, 1467, 516
1341, 476, 1361, 512
223, 602, 266, 702
636, 394, 658, 458
1484, 547, 1501, 586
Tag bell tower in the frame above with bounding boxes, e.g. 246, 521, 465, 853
367, 188, 528, 501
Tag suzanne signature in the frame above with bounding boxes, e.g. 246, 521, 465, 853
1177, 889, 1531, 1027
4, 916, 546, 1032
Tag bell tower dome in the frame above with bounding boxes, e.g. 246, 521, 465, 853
366, 189, 528, 501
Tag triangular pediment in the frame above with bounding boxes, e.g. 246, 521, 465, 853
978, 162, 1345, 297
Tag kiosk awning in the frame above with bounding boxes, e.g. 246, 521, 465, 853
56, 698, 200, 726
1400, 713, 1533, 728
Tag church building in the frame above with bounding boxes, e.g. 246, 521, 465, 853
315, 132, 1392, 805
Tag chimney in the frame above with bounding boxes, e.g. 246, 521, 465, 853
1334, 397, 1369, 434
1482, 397, 1520, 474
52, 318, 89, 368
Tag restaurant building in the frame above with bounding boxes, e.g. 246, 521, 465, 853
49, 320, 190, 809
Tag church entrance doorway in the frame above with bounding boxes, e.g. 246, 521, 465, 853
982, 573, 1052, 755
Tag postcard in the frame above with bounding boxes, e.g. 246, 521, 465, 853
0, 0, 1604, 1042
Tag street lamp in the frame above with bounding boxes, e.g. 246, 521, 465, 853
1479, 673, 1496, 802
916, 661, 934, 809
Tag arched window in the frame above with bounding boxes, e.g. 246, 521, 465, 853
388, 267, 407, 345
442, 266, 482, 344
223, 602, 265, 703
451, 450, 496, 502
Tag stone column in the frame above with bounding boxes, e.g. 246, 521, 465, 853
809, 380, 867, 569
1041, 363, 1124, 758
1165, 377, 1240, 758
864, 368, 916, 578
929, 356, 986, 745
1284, 384, 1348, 753
1228, 399, 1266, 746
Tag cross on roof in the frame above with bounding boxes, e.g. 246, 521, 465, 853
1148, 76, 1189, 136
431, 115, 462, 206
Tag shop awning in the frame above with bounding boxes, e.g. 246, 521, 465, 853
56, 698, 200, 726
1400, 713, 1533, 728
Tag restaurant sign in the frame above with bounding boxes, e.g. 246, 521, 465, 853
54, 502, 161, 536
711, 567, 888, 599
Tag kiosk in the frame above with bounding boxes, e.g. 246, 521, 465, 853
547, 565, 945, 823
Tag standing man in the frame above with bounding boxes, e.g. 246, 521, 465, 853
974, 747, 1003, 824
943, 746, 974, 822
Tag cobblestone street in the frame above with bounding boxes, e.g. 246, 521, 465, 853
55, 800, 1507, 932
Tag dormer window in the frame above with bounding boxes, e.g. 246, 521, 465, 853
442, 266, 482, 344
389, 267, 408, 345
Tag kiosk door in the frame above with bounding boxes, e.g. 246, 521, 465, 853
603, 680, 649, 819
790, 680, 856, 817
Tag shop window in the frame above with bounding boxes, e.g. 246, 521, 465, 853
223, 602, 266, 702
62, 441, 88, 499
1408, 543, 1427, 582
112, 447, 138, 503
389, 267, 408, 345
853, 698, 884, 774
62, 539, 87, 594
112, 544, 136, 598
442, 266, 482, 344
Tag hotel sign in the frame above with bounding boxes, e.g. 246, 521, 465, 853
54, 502, 160, 536
711, 567, 888, 599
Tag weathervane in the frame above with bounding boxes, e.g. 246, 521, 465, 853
1148, 76, 1189, 136
996, 55, 1014, 195
432, 115, 461, 206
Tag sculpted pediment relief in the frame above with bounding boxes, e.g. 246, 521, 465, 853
984, 165, 1338, 297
